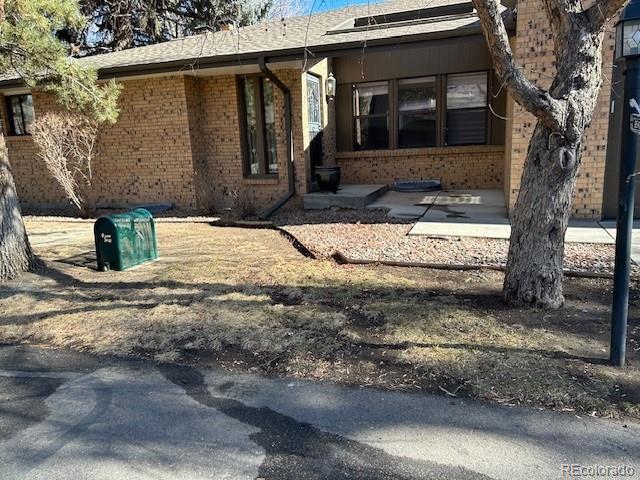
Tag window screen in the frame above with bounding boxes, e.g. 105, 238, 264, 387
445, 72, 488, 146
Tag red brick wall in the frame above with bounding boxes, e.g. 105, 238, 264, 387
93, 76, 198, 210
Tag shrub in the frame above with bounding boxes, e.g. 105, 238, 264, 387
31, 112, 99, 215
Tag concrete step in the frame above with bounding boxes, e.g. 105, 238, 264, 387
303, 184, 388, 210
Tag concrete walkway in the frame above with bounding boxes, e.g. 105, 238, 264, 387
369, 188, 636, 244
1, 345, 638, 480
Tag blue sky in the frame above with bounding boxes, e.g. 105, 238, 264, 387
311, 0, 383, 13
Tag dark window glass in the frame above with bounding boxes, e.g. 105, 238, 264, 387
240, 77, 278, 176
6, 94, 34, 136
243, 79, 260, 175
398, 77, 436, 148
355, 117, 389, 150
446, 72, 488, 145
353, 82, 389, 150
306, 74, 323, 170
263, 79, 278, 175
354, 82, 388, 115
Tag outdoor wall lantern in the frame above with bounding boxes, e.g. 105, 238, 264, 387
610, 0, 640, 368
616, 1, 640, 59
326, 72, 336, 102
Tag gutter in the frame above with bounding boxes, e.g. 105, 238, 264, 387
258, 57, 296, 219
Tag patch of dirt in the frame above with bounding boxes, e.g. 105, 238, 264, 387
1, 219, 639, 421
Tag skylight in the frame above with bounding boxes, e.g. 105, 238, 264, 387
327, 2, 475, 35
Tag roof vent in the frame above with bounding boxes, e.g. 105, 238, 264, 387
327, 2, 475, 35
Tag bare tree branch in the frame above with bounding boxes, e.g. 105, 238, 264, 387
586, 0, 629, 30
471, 0, 565, 131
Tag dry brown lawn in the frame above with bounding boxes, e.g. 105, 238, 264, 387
1, 219, 639, 420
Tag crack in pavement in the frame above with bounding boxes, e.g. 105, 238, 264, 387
160, 365, 495, 480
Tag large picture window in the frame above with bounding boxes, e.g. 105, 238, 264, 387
240, 76, 278, 176
353, 82, 389, 150
5, 94, 34, 136
445, 72, 488, 146
347, 71, 491, 151
398, 77, 437, 148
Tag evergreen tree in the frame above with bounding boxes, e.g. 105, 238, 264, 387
0, 0, 120, 281
63, 0, 273, 55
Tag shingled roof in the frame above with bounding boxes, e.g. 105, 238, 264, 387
1, 0, 513, 85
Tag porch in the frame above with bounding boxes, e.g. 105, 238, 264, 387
303, 186, 633, 247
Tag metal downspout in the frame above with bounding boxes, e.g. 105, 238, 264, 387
259, 57, 295, 218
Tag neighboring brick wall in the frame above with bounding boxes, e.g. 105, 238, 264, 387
335, 145, 505, 189
2, 76, 199, 211
184, 75, 209, 209
284, 69, 311, 198
506, 0, 616, 218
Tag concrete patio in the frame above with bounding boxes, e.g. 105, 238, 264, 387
371, 188, 640, 262
404, 189, 621, 244
303, 185, 388, 210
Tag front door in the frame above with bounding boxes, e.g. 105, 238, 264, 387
307, 73, 323, 174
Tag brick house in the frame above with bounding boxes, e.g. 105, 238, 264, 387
0, 0, 624, 218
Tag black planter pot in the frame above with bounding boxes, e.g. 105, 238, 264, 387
315, 166, 341, 193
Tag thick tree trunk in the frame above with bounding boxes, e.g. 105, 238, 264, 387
0, 133, 40, 281
470, 0, 629, 308
499, 7, 606, 308
504, 124, 581, 308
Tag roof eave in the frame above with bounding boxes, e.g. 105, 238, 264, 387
0, 23, 515, 89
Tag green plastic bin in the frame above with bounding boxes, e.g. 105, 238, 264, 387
94, 208, 158, 271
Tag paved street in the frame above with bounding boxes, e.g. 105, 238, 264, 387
0, 345, 638, 479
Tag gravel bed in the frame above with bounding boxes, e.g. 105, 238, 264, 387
276, 209, 631, 275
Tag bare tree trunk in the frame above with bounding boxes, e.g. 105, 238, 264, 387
470, 0, 625, 308
504, 124, 581, 307
502, 10, 605, 308
0, 133, 40, 281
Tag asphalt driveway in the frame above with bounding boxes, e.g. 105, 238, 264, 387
0, 345, 638, 480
